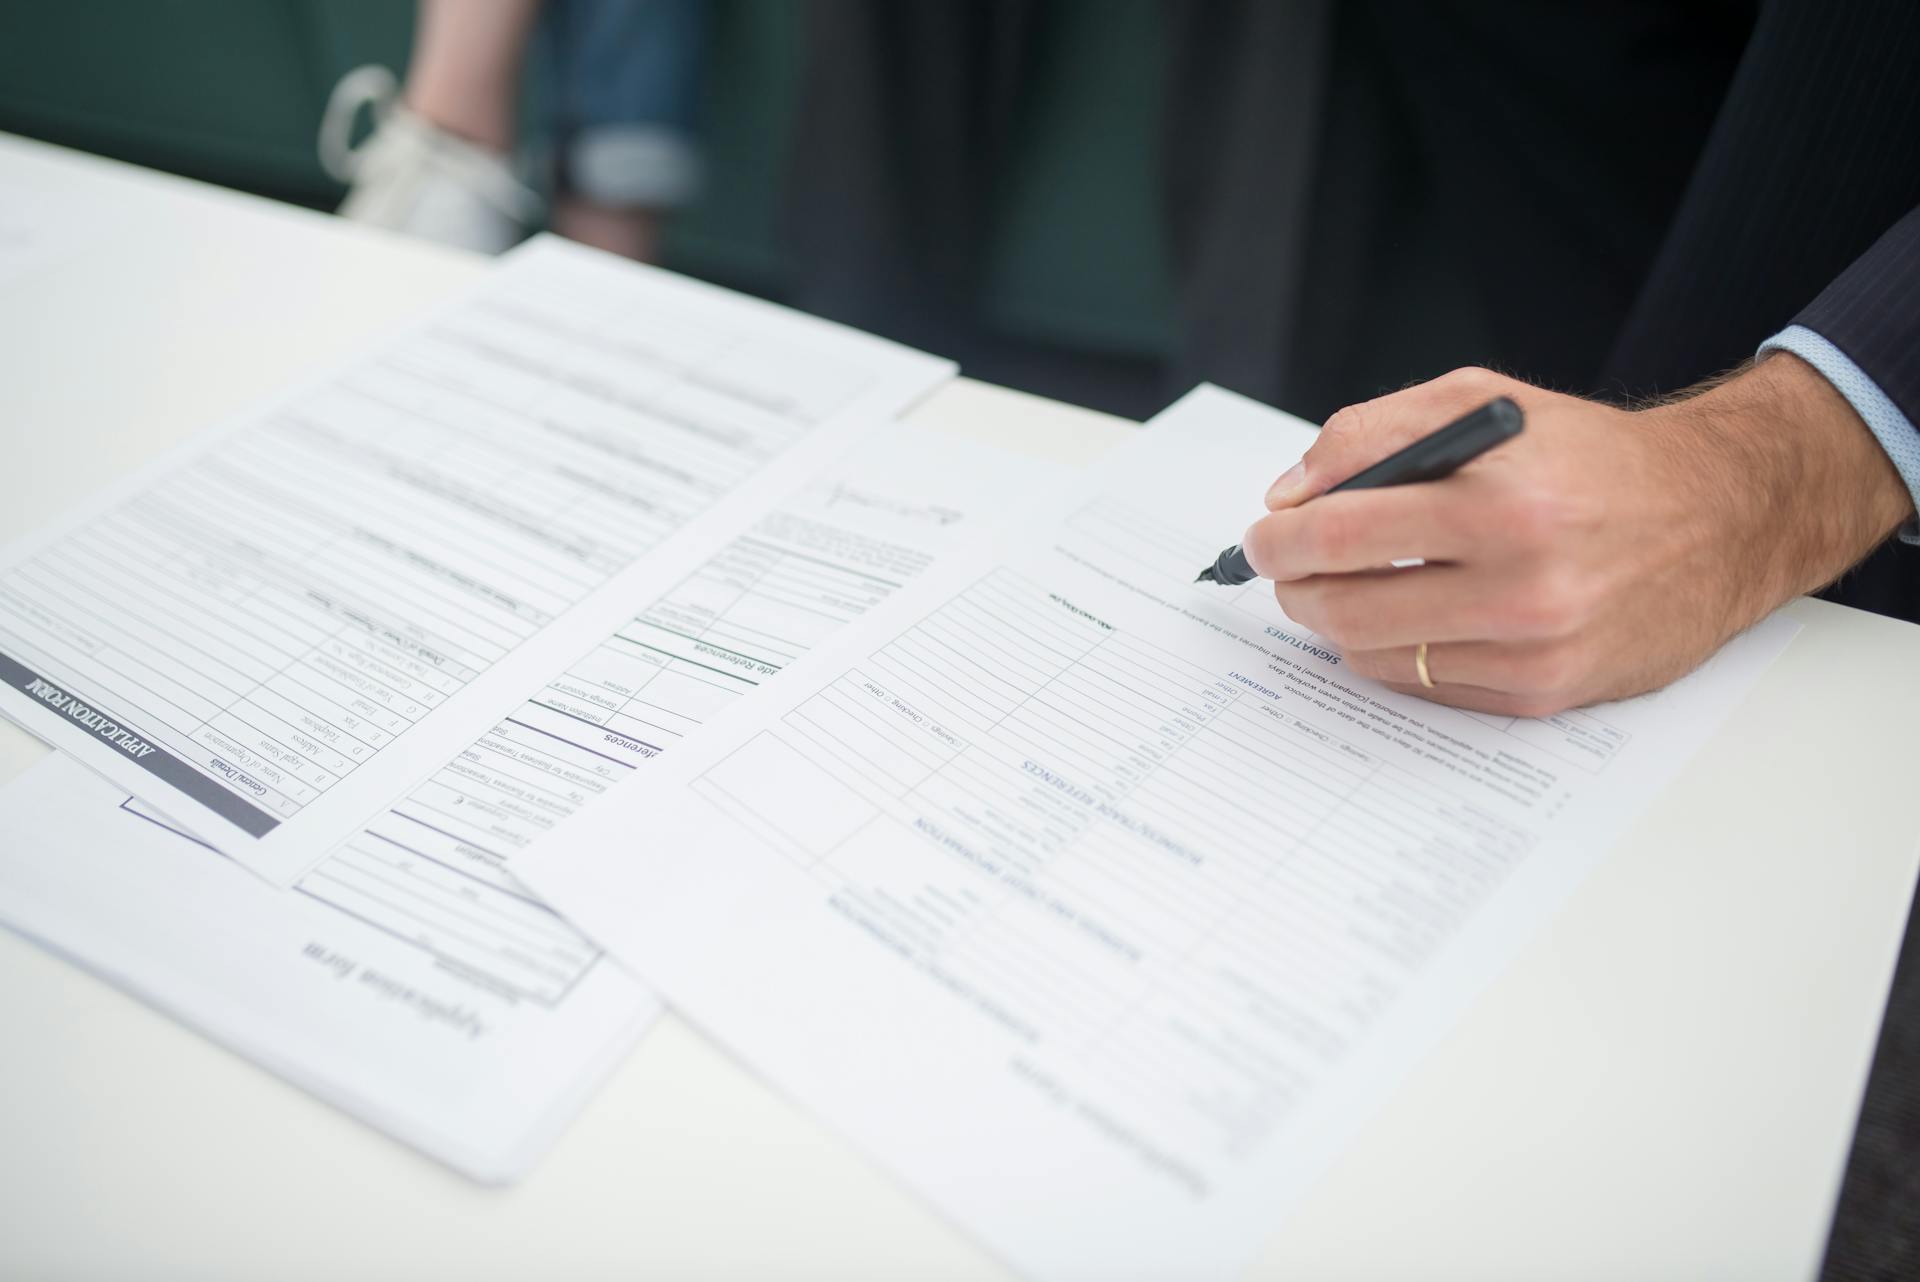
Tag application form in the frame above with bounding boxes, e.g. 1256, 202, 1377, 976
0, 236, 952, 882
521, 385, 1799, 1282
0, 420, 1062, 1181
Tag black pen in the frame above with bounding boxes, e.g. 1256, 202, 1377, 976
1194, 396, 1526, 585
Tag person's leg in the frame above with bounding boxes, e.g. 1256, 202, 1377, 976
319, 0, 545, 252
550, 195, 660, 260
404, 0, 545, 154
541, 0, 707, 261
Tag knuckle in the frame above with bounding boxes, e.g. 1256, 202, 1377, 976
1512, 643, 1585, 697
1506, 570, 1593, 638
1302, 508, 1356, 566
1320, 400, 1370, 438
1321, 605, 1354, 645
1502, 481, 1569, 546
1341, 649, 1387, 680
1442, 365, 1505, 394
1313, 595, 1365, 647
1275, 579, 1326, 630
1509, 691, 1571, 718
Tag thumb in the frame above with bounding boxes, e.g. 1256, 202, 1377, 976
1264, 368, 1510, 510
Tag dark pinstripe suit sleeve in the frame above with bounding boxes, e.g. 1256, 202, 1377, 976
1795, 205, 1920, 430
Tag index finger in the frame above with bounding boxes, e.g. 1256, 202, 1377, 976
1269, 366, 1525, 509
1241, 483, 1481, 581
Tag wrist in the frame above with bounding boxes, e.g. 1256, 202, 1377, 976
1640, 352, 1911, 616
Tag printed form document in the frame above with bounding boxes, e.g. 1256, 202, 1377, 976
0, 412, 1066, 1180
0, 235, 952, 883
523, 385, 1798, 1282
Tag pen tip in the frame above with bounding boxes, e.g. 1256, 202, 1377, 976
1194, 569, 1213, 584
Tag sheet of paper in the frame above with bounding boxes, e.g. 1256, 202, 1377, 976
0, 418, 1065, 1182
0, 235, 952, 883
0, 753, 654, 1183
521, 384, 1800, 1282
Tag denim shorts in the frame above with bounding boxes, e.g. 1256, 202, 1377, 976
539, 0, 707, 208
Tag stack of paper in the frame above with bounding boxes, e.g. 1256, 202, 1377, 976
0, 234, 1793, 1275
0, 234, 1067, 1178
514, 386, 1795, 1280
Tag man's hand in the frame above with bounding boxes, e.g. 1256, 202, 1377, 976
1240, 358, 1913, 715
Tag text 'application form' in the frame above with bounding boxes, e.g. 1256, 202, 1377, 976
0, 236, 952, 881
521, 385, 1797, 1282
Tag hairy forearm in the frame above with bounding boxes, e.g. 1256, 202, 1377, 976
1643, 351, 1912, 624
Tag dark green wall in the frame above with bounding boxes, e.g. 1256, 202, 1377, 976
0, 0, 1171, 363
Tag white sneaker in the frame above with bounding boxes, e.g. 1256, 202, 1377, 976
318, 65, 542, 255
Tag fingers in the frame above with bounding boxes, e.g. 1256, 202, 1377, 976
1242, 484, 1483, 580
1246, 366, 1614, 717
1273, 568, 1486, 650
1344, 640, 1591, 715
1271, 563, 1580, 651
1265, 366, 1524, 509
1377, 679, 1572, 717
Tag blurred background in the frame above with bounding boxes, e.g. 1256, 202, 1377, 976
0, 0, 1179, 419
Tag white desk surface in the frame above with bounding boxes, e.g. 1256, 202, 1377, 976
0, 132, 1915, 1282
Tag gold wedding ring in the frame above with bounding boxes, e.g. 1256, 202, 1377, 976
1415, 641, 1435, 689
